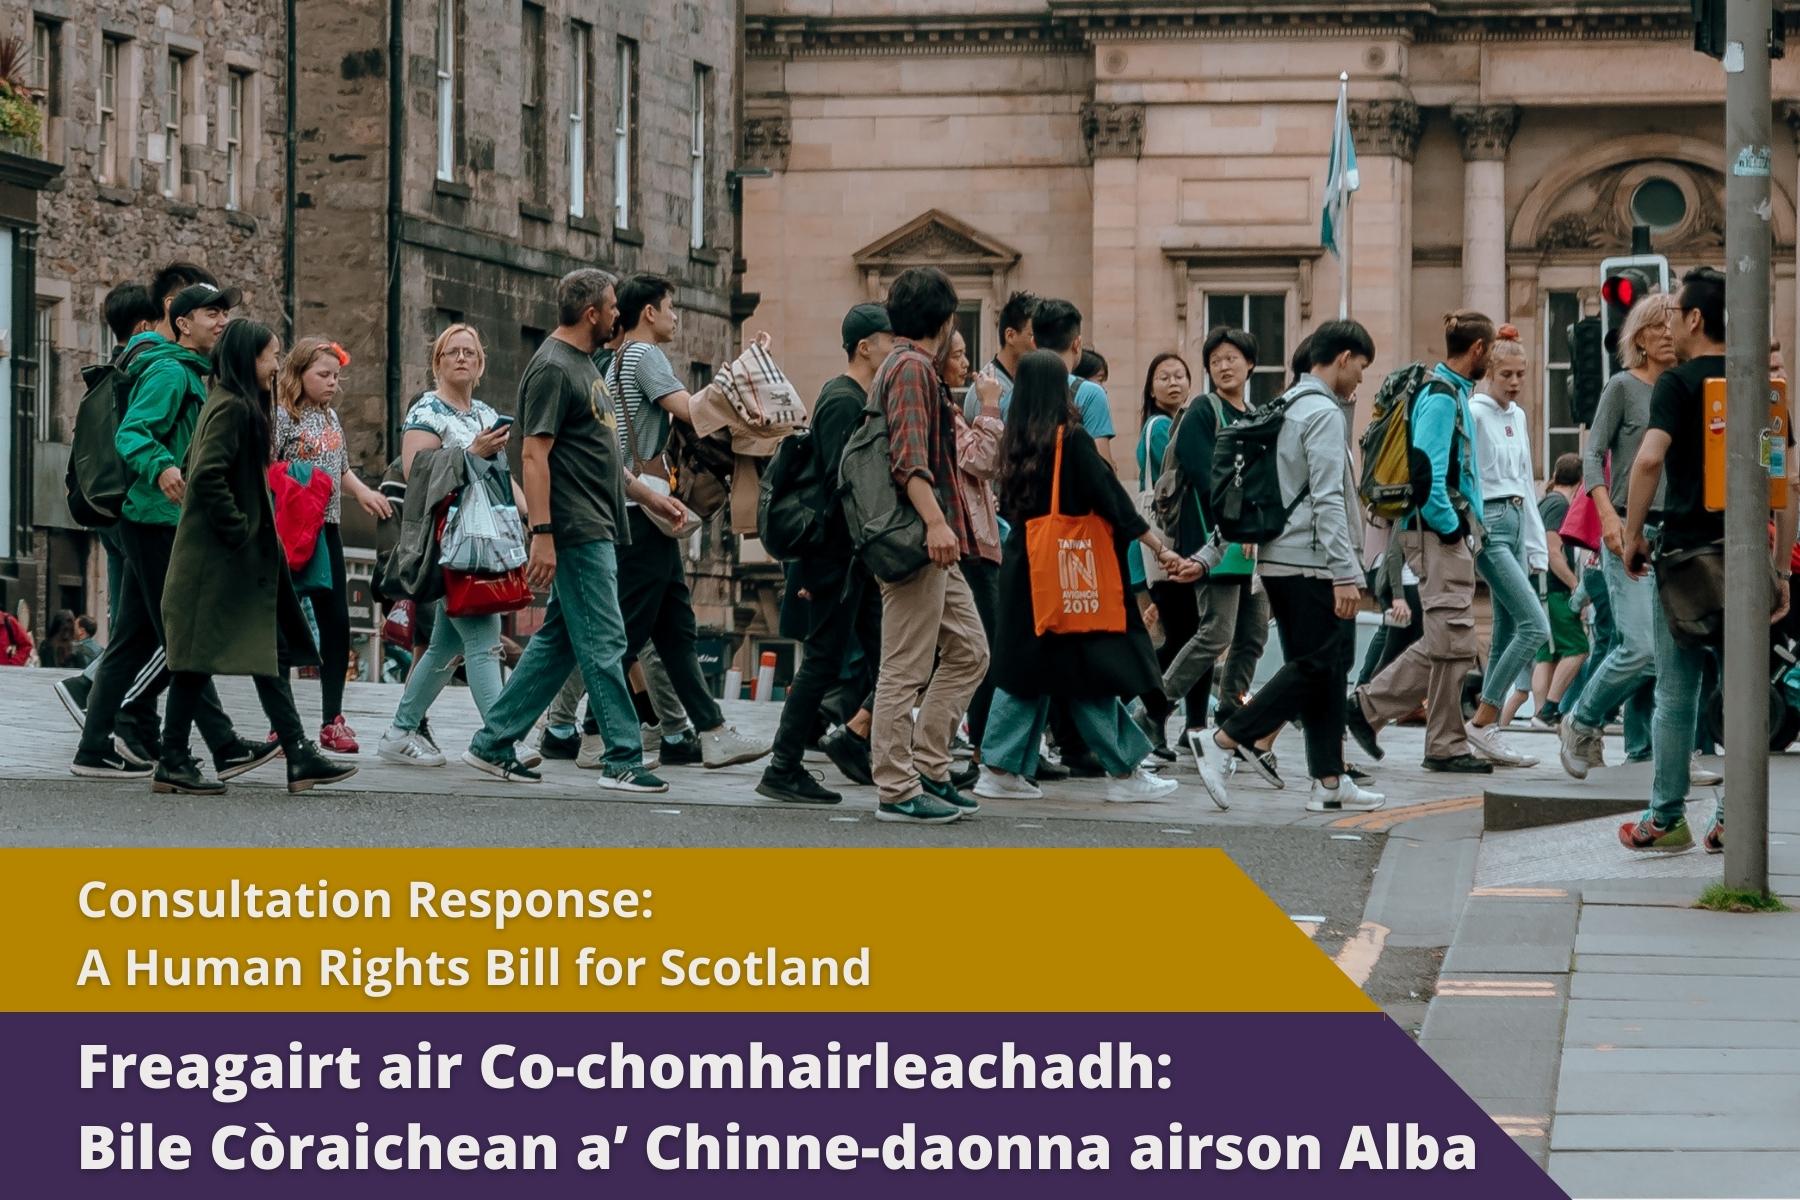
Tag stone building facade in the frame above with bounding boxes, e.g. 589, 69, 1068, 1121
742, 0, 1800, 480
295, 0, 748, 641
4, 0, 289, 630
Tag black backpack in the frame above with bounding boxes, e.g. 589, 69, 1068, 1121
757, 427, 833, 560
64, 342, 151, 527
1208, 386, 1310, 544
838, 390, 930, 583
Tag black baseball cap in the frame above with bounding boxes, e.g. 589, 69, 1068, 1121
841, 303, 892, 353
168, 282, 242, 323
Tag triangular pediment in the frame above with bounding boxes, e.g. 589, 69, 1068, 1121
852, 210, 1021, 272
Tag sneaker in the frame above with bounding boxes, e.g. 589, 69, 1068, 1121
1422, 753, 1494, 774
415, 717, 441, 752
1465, 720, 1538, 767
950, 731, 975, 760
54, 674, 90, 729
1690, 753, 1723, 788
152, 752, 225, 795
319, 714, 360, 754
1107, 768, 1179, 803
974, 768, 1042, 800
462, 746, 542, 783
378, 729, 446, 767
1528, 714, 1561, 732
1346, 763, 1377, 787
600, 764, 670, 793
1618, 813, 1694, 853
286, 739, 358, 793
920, 774, 979, 817
70, 747, 154, 780
1345, 693, 1384, 761
1703, 816, 1724, 854
701, 724, 771, 769
875, 792, 962, 824
215, 736, 283, 781
755, 765, 843, 805
1560, 718, 1607, 779
113, 723, 158, 768
1233, 745, 1285, 789
821, 727, 874, 786
514, 741, 544, 770
1306, 777, 1386, 813
659, 733, 702, 766
1061, 750, 1107, 778
1033, 756, 1071, 783
576, 733, 606, 770
1186, 730, 1232, 812
949, 761, 981, 792
539, 727, 580, 760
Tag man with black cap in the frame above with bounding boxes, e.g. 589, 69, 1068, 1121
70, 282, 276, 782
755, 303, 894, 803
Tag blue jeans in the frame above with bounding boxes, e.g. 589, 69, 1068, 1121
390, 601, 504, 731
1648, 586, 1717, 829
1474, 501, 1549, 708
1572, 546, 1657, 759
469, 539, 642, 769
980, 688, 1151, 778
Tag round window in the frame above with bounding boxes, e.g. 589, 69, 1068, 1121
1630, 177, 1688, 231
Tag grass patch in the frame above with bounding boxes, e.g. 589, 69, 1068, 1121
1694, 884, 1791, 914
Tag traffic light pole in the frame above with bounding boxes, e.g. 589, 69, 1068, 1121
1723, 0, 1773, 895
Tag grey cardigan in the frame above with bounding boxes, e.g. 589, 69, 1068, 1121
374, 445, 469, 603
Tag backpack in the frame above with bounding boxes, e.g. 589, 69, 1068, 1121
1207, 387, 1309, 545
757, 427, 833, 560
1149, 393, 1226, 537
65, 343, 151, 527
837, 384, 931, 584
1358, 362, 1435, 521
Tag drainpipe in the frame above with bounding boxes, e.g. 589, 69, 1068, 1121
384, 0, 405, 460
283, 0, 297, 345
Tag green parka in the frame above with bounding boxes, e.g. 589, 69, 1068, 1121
162, 384, 318, 678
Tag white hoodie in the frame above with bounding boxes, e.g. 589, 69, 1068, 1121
1469, 392, 1547, 570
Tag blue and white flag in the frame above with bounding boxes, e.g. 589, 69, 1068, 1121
1322, 79, 1359, 259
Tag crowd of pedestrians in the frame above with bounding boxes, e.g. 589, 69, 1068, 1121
45, 257, 1797, 848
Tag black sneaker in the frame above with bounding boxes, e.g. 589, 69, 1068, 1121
659, 733, 703, 766
461, 746, 542, 783
949, 761, 981, 791
152, 753, 225, 795
820, 727, 874, 786
1347, 763, 1377, 788
600, 764, 671, 793
540, 727, 581, 760
70, 747, 153, 780
756, 764, 843, 805
55, 675, 91, 729
416, 716, 441, 752
1234, 745, 1285, 790
1033, 757, 1071, 783
1061, 750, 1107, 778
1345, 694, 1384, 762
216, 736, 283, 781
875, 793, 961, 824
920, 774, 979, 817
1149, 738, 1179, 764
1422, 753, 1494, 774
287, 739, 358, 792
113, 719, 159, 768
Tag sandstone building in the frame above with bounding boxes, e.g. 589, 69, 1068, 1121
741, 0, 1800, 477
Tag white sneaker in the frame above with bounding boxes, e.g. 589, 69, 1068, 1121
1690, 752, 1723, 787
1107, 769, 1179, 803
514, 741, 543, 770
377, 729, 446, 767
974, 768, 1042, 800
701, 724, 771, 769
1465, 720, 1538, 767
641, 722, 664, 758
576, 733, 605, 769
1306, 777, 1386, 813
1186, 730, 1232, 811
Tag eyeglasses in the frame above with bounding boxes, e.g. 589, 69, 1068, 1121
441, 348, 480, 362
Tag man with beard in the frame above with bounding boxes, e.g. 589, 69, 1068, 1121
1345, 311, 1497, 774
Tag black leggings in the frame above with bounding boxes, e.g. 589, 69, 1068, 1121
306, 523, 351, 722
166, 671, 305, 758
1145, 579, 1204, 728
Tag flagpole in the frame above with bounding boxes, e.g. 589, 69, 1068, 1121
1338, 71, 1351, 321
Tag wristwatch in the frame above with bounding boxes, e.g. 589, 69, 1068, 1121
530, 523, 555, 537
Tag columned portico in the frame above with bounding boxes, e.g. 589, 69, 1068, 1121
1347, 98, 1421, 415
1452, 104, 1521, 323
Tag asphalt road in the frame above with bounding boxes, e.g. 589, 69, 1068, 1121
0, 778, 1383, 957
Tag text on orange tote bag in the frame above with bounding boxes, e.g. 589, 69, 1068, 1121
1027, 426, 1128, 636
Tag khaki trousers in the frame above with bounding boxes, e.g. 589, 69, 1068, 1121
871, 562, 990, 805
1357, 530, 1479, 761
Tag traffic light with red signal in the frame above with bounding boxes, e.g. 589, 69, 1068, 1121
1598, 255, 1669, 379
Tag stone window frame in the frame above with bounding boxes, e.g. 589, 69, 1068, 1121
34, 292, 66, 444
95, 31, 137, 188
612, 36, 639, 235
568, 20, 593, 221
1174, 261, 1308, 407
158, 37, 203, 203
518, 1, 548, 204
690, 63, 712, 252
220, 63, 258, 213
434, 0, 460, 183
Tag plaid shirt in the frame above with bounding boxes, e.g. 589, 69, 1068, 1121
877, 339, 976, 558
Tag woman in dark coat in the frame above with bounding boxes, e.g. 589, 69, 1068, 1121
974, 350, 1196, 805
156, 319, 357, 796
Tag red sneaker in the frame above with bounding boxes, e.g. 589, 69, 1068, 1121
1703, 818, 1724, 855
1618, 814, 1694, 853
320, 715, 360, 754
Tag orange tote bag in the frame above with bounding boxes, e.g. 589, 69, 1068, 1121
1027, 426, 1128, 636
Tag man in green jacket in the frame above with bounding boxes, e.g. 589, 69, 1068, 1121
70, 283, 276, 783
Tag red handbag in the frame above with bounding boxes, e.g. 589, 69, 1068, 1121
434, 505, 532, 617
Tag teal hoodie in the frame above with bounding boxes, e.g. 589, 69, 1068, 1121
115, 331, 213, 526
